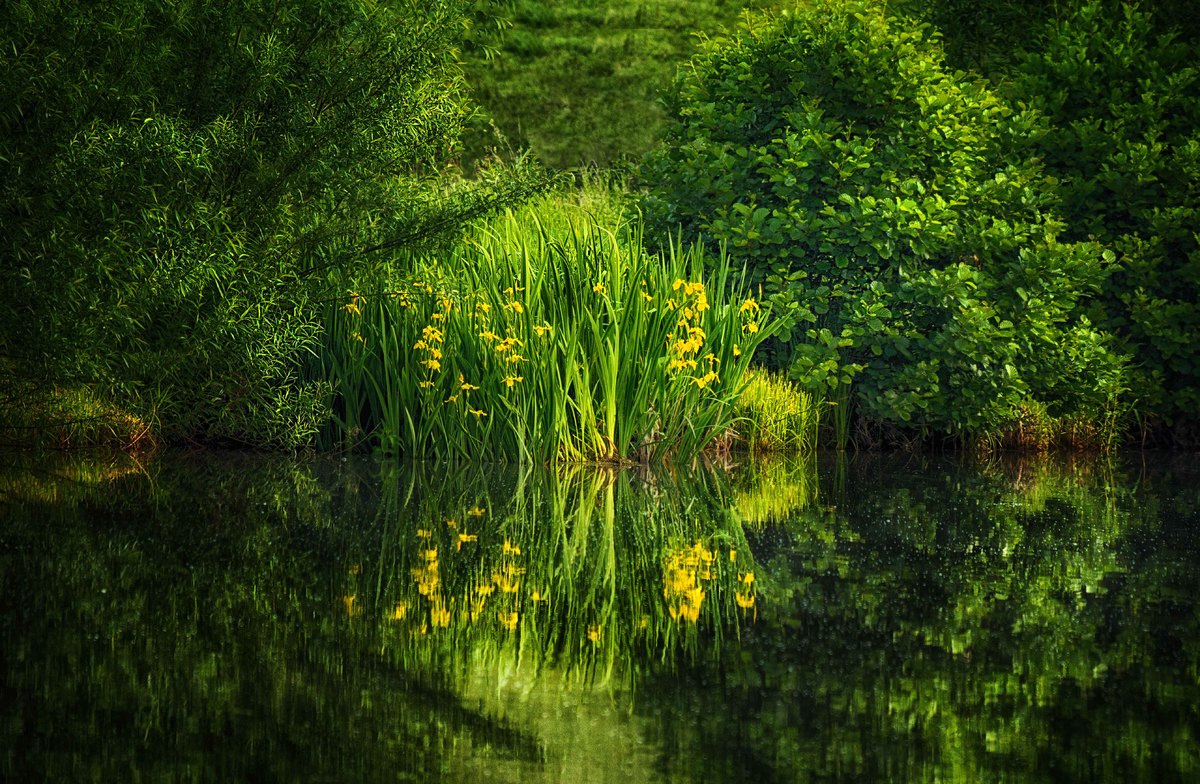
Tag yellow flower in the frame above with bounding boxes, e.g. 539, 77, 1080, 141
733, 344, 742, 357
476, 302, 490, 313
743, 321, 759, 334
469, 408, 487, 418
505, 300, 525, 314
418, 380, 433, 389
459, 374, 480, 391
533, 324, 553, 337
502, 375, 524, 387
672, 278, 685, 291
351, 331, 366, 346
641, 290, 653, 302
593, 283, 606, 295
740, 298, 760, 315
422, 358, 441, 372
342, 301, 362, 317
445, 393, 459, 404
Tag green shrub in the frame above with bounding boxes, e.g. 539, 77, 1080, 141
639, 0, 1127, 438
1008, 1, 1200, 439
0, 0, 542, 447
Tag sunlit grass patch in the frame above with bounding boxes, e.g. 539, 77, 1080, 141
731, 366, 821, 454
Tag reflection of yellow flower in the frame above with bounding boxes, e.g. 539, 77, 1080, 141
342, 595, 358, 616
467, 506, 486, 517
499, 611, 518, 631
416, 529, 432, 539
456, 532, 477, 551
431, 603, 451, 628
587, 624, 601, 643
664, 541, 715, 624
390, 602, 409, 620
502, 539, 521, 555
530, 589, 548, 603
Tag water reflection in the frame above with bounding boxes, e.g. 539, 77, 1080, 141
1, 451, 1197, 782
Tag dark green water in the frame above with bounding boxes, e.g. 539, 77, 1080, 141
2, 450, 1197, 782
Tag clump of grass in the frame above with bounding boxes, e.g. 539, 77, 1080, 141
318, 197, 774, 463
981, 399, 1127, 453
731, 367, 820, 454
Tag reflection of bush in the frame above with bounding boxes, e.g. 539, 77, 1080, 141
648, 453, 1199, 782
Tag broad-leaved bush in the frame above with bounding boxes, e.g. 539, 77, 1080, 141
640, 0, 1126, 436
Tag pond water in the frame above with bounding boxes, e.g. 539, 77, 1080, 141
2, 450, 1198, 782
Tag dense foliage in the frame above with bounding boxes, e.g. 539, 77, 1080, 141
1006, 2, 1200, 441
639, 0, 1127, 439
0, 0, 542, 446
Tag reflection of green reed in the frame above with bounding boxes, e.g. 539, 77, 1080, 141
358, 461, 760, 683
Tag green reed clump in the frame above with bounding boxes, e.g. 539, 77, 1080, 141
319, 202, 773, 463
731, 367, 820, 454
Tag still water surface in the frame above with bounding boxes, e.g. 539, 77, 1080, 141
2, 450, 1198, 782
